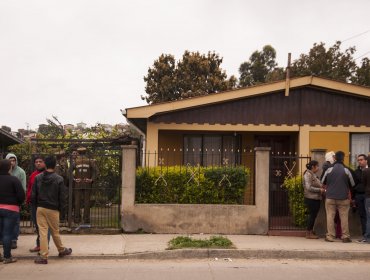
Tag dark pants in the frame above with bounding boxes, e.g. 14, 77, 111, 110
304, 197, 321, 231
31, 205, 50, 247
12, 214, 20, 242
355, 193, 367, 236
74, 188, 91, 223
0, 209, 18, 259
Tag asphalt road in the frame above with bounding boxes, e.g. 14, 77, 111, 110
1, 259, 370, 280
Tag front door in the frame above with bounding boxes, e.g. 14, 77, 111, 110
255, 134, 300, 231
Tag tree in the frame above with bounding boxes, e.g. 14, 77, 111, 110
291, 41, 357, 82
143, 51, 236, 104
353, 57, 370, 86
143, 54, 178, 104
37, 116, 65, 138
238, 45, 284, 87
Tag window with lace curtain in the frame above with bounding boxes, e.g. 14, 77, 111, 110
350, 133, 370, 166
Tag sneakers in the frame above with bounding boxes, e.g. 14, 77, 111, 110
34, 257, 48, 264
356, 239, 368, 243
342, 237, 352, 243
306, 231, 319, 239
3, 257, 17, 264
58, 248, 72, 257
29, 246, 41, 253
325, 237, 334, 242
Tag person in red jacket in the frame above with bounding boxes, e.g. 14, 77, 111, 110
26, 156, 46, 253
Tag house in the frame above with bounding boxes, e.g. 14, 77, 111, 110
124, 76, 370, 167
0, 127, 25, 158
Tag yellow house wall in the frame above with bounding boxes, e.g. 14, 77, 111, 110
146, 122, 370, 167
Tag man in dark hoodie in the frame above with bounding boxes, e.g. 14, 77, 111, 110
26, 155, 50, 253
31, 156, 72, 264
5, 153, 26, 249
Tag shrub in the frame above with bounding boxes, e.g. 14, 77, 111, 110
283, 176, 307, 227
167, 235, 234, 249
136, 166, 249, 204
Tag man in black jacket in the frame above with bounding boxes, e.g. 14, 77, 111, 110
354, 154, 368, 241
31, 156, 72, 264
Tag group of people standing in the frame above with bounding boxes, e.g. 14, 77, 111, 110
303, 150, 370, 243
0, 147, 96, 265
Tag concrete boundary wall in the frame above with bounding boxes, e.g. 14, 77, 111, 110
121, 146, 270, 234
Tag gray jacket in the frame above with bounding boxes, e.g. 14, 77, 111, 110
321, 163, 355, 200
304, 170, 322, 200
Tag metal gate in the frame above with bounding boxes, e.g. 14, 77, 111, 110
269, 154, 310, 231
16, 139, 122, 229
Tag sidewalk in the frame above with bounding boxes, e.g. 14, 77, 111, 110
13, 233, 370, 260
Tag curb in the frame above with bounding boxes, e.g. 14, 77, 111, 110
16, 249, 370, 261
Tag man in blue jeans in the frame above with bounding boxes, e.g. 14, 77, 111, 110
5, 153, 26, 249
361, 156, 370, 243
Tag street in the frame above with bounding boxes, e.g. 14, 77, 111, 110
1, 259, 369, 280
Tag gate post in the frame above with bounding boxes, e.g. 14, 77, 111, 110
254, 147, 271, 234
121, 145, 137, 230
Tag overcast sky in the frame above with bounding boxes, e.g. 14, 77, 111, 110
1, 0, 369, 131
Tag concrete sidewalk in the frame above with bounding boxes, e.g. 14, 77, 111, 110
12, 233, 370, 260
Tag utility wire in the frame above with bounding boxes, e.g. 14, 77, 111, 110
341, 30, 370, 42
355, 51, 370, 60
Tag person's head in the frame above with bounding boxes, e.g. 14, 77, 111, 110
5, 153, 17, 169
335, 151, 345, 163
0, 159, 11, 174
325, 151, 335, 164
357, 154, 368, 168
306, 160, 319, 173
77, 147, 87, 155
71, 150, 79, 159
33, 155, 45, 171
44, 156, 57, 170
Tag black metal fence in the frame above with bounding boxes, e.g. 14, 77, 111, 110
136, 149, 255, 205
8, 139, 122, 229
269, 154, 311, 231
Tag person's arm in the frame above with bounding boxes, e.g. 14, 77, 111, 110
14, 178, 25, 205
20, 169, 27, 192
304, 173, 322, 193
58, 178, 67, 212
31, 176, 38, 206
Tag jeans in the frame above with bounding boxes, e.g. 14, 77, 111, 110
355, 193, 367, 236
0, 209, 19, 259
304, 198, 321, 231
325, 198, 350, 240
365, 198, 370, 240
12, 213, 20, 242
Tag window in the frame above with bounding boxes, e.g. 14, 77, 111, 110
183, 134, 241, 166
351, 133, 370, 166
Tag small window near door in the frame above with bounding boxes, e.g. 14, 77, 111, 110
351, 133, 370, 166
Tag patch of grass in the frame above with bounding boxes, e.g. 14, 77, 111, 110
167, 235, 234, 250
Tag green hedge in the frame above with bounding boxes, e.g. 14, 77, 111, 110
283, 176, 307, 228
135, 166, 250, 204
